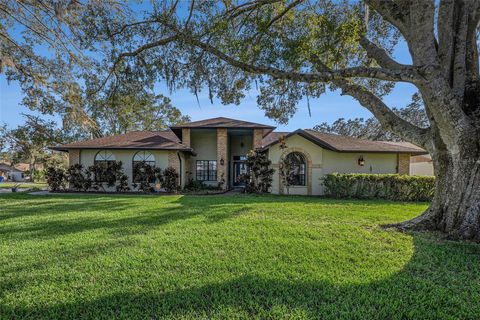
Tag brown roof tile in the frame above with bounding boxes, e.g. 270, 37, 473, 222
50, 130, 192, 152
261, 129, 427, 154
171, 117, 275, 129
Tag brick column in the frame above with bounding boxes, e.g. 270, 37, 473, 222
182, 128, 191, 147
168, 151, 180, 170
217, 128, 228, 189
398, 153, 411, 175
253, 129, 263, 150
68, 149, 80, 166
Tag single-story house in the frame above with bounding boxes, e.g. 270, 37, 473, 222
0, 163, 25, 182
50, 117, 427, 195
410, 154, 434, 176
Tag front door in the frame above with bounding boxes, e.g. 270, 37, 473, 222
233, 161, 247, 186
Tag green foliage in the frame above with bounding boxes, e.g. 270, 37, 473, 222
1, 194, 479, 319
66, 164, 92, 192
44, 167, 66, 191
88, 90, 190, 136
241, 150, 274, 193
116, 174, 130, 192
4, 115, 64, 181
48, 162, 129, 193
163, 167, 179, 193
132, 162, 162, 193
184, 179, 220, 192
323, 173, 435, 201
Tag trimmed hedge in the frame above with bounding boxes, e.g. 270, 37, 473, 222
323, 173, 435, 202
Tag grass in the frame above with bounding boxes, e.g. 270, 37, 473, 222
0, 193, 479, 319
0, 182, 47, 189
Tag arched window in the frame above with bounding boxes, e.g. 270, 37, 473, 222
132, 151, 156, 182
94, 150, 116, 182
94, 150, 116, 165
286, 152, 306, 186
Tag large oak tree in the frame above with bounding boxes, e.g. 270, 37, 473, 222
2, 1, 479, 240
95, 0, 479, 240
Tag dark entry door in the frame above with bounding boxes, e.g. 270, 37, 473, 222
233, 161, 247, 186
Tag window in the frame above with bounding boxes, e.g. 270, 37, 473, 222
132, 151, 156, 182
94, 150, 116, 181
286, 152, 306, 186
196, 160, 217, 181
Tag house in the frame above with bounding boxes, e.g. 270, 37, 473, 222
0, 163, 25, 182
410, 154, 434, 176
50, 117, 427, 195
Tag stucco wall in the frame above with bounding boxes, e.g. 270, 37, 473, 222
189, 129, 217, 186
268, 134, 324, 195
268, 134, 399, 196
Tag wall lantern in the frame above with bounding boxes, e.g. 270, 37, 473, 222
358, 156, 365, 166
220, 158, 225, 166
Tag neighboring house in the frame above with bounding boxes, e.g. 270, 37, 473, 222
14, 163, 44, 173
50, 117, 427, 195
0, 163, 25, 182
410, 154, 434, 176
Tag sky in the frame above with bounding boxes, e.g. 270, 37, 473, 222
0, 5, 417, 133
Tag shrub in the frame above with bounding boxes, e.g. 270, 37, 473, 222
45, 167, 66, 191
66, 164, 91, 191
163, 167, 179, 193
116, 174, 130, 192
132, 161, 162, 193
323, 173, 435, 201
184, 179, 221, 192
241, 150, 274, 193
88, 161, 125, 192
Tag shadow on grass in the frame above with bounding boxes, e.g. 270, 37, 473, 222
1, 236, 479, 319
0, 193, 386, 240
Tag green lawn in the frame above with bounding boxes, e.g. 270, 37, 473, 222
0, 182, 47, 189
0, 194, 479, 319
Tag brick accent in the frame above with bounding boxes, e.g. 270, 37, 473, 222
398, 153, 411, 175
68, 149, 80, 166
253, 129, 263, 150
217, 128, 228, 189
182, 128, 191, 147
168, 151, 181, 176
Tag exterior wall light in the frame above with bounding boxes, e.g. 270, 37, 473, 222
358, 156, 365, 166
220, 158, 225, 165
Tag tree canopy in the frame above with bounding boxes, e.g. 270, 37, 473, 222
2, 0, 480, 240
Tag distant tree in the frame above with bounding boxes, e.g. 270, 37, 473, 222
313, 94, 428, 141
88, 90, 190, 136
5, 115, 62, 180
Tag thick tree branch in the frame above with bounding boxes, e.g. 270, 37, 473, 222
335, 79, 431, 148
359, 37, 406, 69
309, 56, 431, 147
175, 32, 420, 83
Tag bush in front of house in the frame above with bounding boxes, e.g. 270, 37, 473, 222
66, 164, 92, 191
46, 162, 130, 192
323, 173, 435, 201
45, 167, 66, 191
240, 150, 274, 194
132, 161, 162, 193
163, 167, 179, 193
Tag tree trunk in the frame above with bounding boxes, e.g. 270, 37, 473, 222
394, 145, 480, 241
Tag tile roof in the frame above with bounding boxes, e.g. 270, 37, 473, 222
170, 117, 275, 129
261, 129, 427, 154
50, 130, 193, 152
